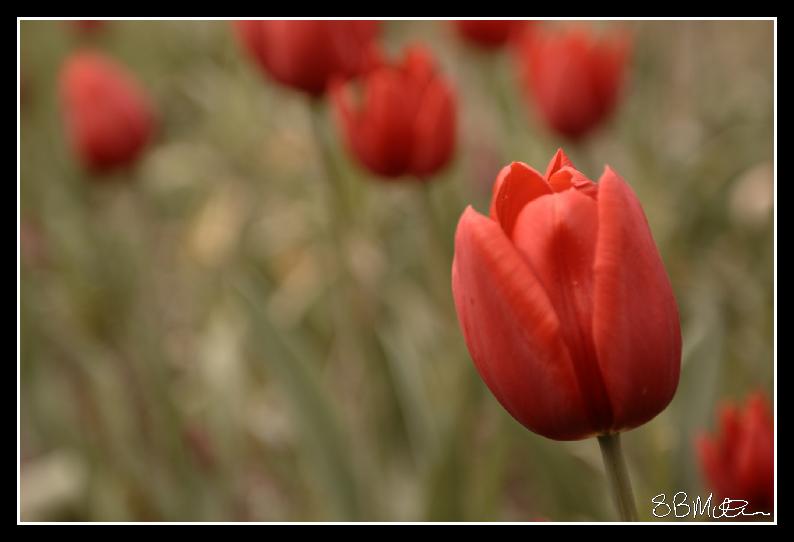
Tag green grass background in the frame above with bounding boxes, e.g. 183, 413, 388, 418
19, 19, 774, 521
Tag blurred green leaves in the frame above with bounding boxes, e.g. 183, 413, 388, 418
20, 19, 773, 522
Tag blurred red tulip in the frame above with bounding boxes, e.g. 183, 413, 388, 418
69, 20, 107, 34
452, 149, 680, 440
331, 44, 456, 179
516, 26, 630, 140
233, 20, 379, 96
697, 393, 774, 515
60, 51, 155, 174
453, 19, 531, 49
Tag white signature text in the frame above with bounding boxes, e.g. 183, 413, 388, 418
651, 492, 771, 519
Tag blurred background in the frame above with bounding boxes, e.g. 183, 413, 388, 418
19, 19, 774, 522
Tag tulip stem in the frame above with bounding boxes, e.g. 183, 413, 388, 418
309, 99, 348, 218
416, 181, 456, 313
419, 182, 453, 262
597, 433, 638, 521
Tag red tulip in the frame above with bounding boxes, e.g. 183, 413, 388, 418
330, 44, 456, 179
453, 19, 531, 49
516, 26, 630, 140
451, 149, 681, 440
68, 20, 107, 34
59, 51, 155, 174
697, 393, 774, 515
233, 20, 379, 96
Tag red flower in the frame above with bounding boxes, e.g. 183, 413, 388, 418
453, 20, 531, 49
331, 44, 456, 179
233, 20, 379, 96
516, 26, 629, 140
451, 149, 681, 440
59, 51, 155, 174
697, 393, 774, 515
69, 20, 107, 34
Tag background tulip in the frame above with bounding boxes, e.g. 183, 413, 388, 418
59, 50, 155, 174
331, 44, 456, 179
234, 20, 379, 96
453, 20, 531, 49
68, 20, 107, 34
697, 393, 774, 515
516, 26, 630, 140
452, 149, 681, 440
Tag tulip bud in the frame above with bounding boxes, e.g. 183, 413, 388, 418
697, 393, 774, 515
331, 44, 457, 179
233, 20, 379, 96
59, 51, 155, 175
515, 26, 630, 140
452, 149, 681, 440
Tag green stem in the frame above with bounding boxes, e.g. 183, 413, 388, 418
419, 181, 453, 263
309, 98, 348, 220
597, 433, 638, 521
415, 181, 456, 318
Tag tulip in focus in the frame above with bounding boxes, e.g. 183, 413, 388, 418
59, 50, 155, 175
453, 20, 531, 50
697, 393, 774, 515
452, 149, 681, 440
331, 44, 456, 179
233, 20, 379, 96
516, 26, 630, 140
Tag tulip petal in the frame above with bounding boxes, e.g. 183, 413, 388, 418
736, 395, 774, 510
357, 69, 415, 176
592, 167, 681, 432
410, 77, 456, 177
402, 44, 436, 86
528, 31, 600, 140
697, 394, 774, 512
544, 148, 575, 179
512, 188, 613, 431
328, 20, 381, 77
452, 207, 592, 440
260, 21, 329, 94
547, 166, 598, 198
60, 51, 154, 173
454, 20, 528, 49
489, 162, 551, 237
591, 32, 630, 119
236, 21, 378, 96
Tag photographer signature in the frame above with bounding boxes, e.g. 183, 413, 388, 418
652, 492, 772, 519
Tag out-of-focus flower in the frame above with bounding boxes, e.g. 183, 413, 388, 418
697, 392, 774, 515
515, 26, 630, 140
331, 44, 456, 179
68, 20, 107, 34
233, 20, 379, 96
452, 149, 680, 440
453, 19, 532, 50
59, 50, 156, 174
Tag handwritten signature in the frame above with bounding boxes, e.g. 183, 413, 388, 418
652, 492, 772, 519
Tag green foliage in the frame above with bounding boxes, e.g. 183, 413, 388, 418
19, 20, 774, 521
